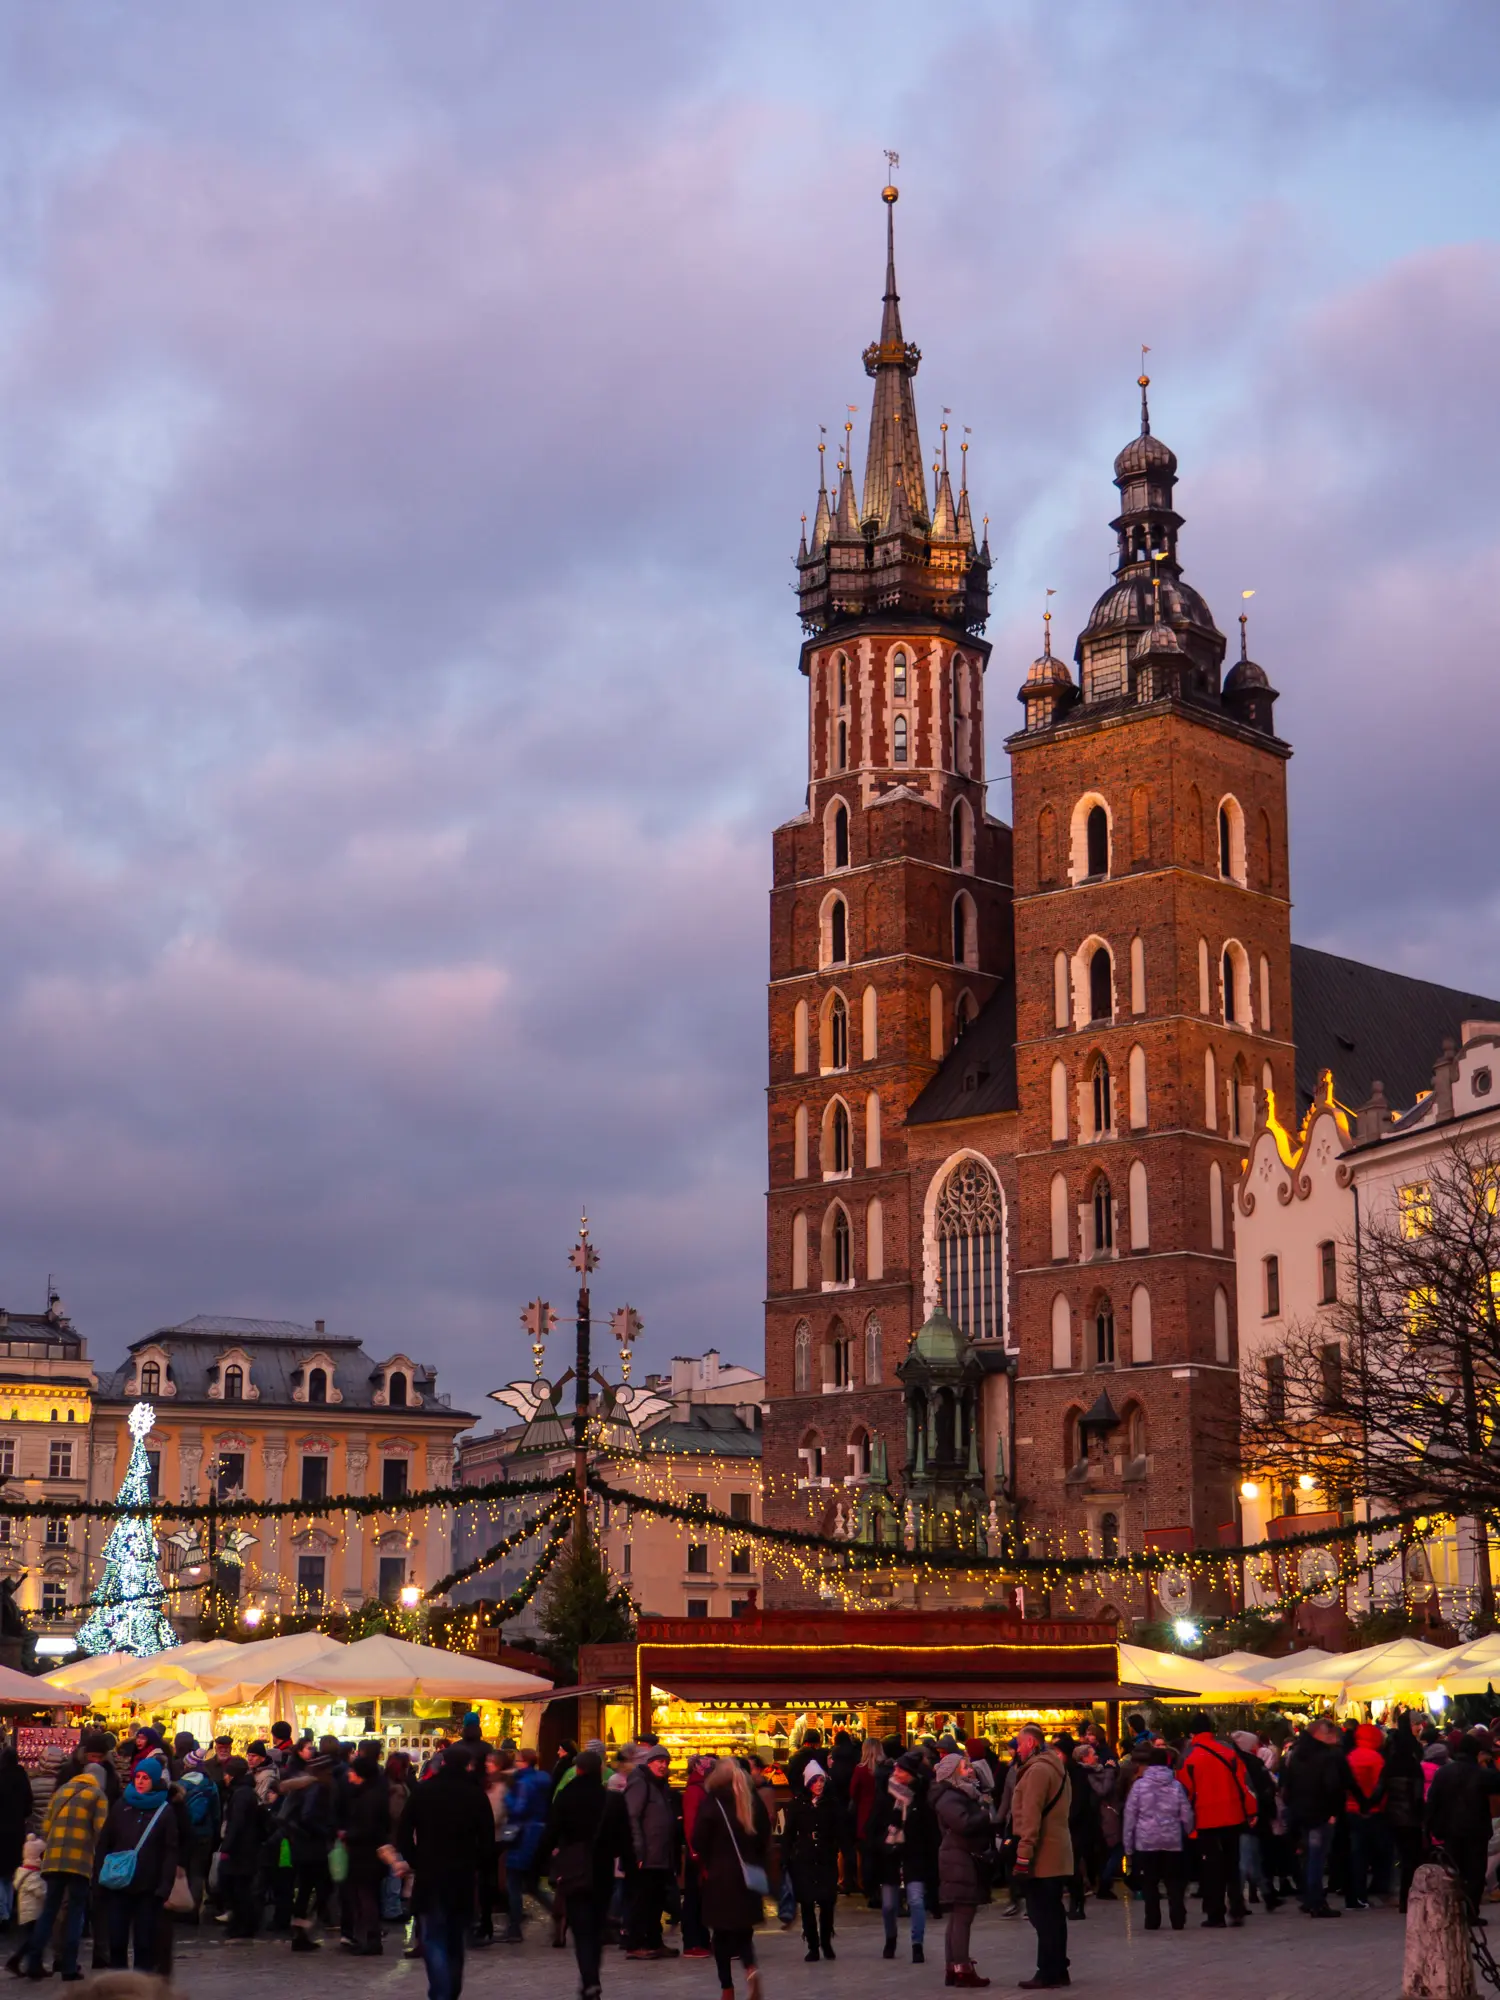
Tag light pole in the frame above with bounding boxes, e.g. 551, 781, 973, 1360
520, 1215, 641, 1557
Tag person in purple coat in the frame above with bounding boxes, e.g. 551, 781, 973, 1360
1122, 1749, 1195, 1931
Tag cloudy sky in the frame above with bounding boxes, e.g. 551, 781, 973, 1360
0, 0, 1495, 1422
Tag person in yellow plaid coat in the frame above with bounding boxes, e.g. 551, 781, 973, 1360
23, 1751, 111, 1981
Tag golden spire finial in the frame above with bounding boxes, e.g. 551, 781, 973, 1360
1043, 587, 1056, 659
1138, 344, 1152, 435
883, 148, 900, 202
1240, 587, 1255, 661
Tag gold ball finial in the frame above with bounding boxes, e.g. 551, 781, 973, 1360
1137, 373, 1150, 389
882, 184, 899, 204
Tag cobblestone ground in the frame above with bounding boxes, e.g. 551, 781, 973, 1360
164, 1893, 1408, 2000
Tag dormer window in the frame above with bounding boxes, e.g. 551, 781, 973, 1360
308, 1367, 328, 1404
388, 1371, 408, 1408
373, 1355, 422, 1409
223, 1365, 243, 1402
140, 1362, 160, 1397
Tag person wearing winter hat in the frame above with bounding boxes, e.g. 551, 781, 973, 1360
95, 1757, 180, 1971
932, 1753, 992, 1988
782, 1762, 840, 1962
623, 1745, 678, 1958
1123, 1748, 1194, 1931
24, 1746, 112, 1981
6, 1831, 45, 1973
867, 1752, 935, 1963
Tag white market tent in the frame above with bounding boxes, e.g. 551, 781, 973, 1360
1414, 1632, 1500, 1696
48, 1651, 140, 1696
1253, 1637, 1452, 1700
1117, 1645, 1268, 1700
0, 1663, 82, 1707
272, 1633, 553, 1704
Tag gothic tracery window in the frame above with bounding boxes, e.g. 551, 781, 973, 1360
793, 1321, 812, 1394
864, 1314, 882, 1385
935, 1158, 1004, 1343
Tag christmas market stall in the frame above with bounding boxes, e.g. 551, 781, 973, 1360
579, 1606, 1132, 1760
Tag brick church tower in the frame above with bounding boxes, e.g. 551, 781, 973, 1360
1005, 373, 1292, 1607
761, 184, 1012, 1562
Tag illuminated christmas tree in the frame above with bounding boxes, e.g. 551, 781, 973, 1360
77, 1402, 179, 1657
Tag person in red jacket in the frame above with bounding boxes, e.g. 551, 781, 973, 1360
849, 1741, 880, 1907
1177, 1715, 1257, 1927
1344, 1723, 1388, 1909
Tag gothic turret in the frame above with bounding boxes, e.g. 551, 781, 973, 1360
795, 183, 989, 637
1223, 604, 1279, 733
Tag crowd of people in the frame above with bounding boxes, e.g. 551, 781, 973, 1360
0, 1704, 1493, 2000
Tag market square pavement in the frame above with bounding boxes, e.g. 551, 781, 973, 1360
161, 1892, 1410, 2000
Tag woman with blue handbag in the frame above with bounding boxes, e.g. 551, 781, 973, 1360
93, 1756, 179, 1970
692, 1761, 770, 2000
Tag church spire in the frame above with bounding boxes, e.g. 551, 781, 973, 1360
931, 417, 959, 538
860, 179, 927, 533
809, 435, 831, 555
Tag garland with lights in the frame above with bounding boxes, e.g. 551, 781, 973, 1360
0, 1472, 566, 1527
423, 1490, 574, 1599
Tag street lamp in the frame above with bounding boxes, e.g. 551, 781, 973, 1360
243, 1604, 264, 1630
399, 1584, 422, 1610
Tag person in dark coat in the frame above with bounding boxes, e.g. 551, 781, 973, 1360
546, 1749, 616, 2000
1427, 1729, 1500, 1914
786, 1731, 824, 1796
339, 1753, 389, 1955
781, 1761, 840, 1961
692, 1758, 769, 2000
0, 1745, 33, 1912
827, 1731, 859, 1894
276, 1739, 339, 1951
398, 1747, 497, 2000
1281, 1718, 1353, 1917
1376, 1714, 1428, 1912
867, 1751, 936, 1963
1054, 1735, 1098, 1920
931, 1753, 993, 1988
94, 1755, 179, 1972
218, 1757, 265, 1940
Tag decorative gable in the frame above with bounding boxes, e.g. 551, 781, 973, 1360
371, 1354, 423, 1409
206, 1347, 261, 1401
290, 1351, 343, 1405
125, 1344, 177, 1399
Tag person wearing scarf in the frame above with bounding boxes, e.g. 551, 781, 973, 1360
94, 1755, 179, 1971
932, 1752, 993, 1989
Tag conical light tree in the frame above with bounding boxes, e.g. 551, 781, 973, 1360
77, 1401, 179, 1656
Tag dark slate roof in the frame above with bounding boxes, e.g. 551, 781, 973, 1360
1290, 944, 1500, 1116
641, 1404, 762, 1459
97, 1315, 471, 1418
906, 979, 1019, 1126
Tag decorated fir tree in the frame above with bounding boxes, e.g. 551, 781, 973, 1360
535, 1527, 635, 1675
77, 1401, 179, 1656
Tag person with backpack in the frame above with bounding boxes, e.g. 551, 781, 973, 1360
217, 1756, 266, 1941
1376, 1714, 1427, 1913
1177, 1714, 1257, 1927
1229, 1730, 1279, 1911
1122, 1748, 1194, 1930
93, 1755, 180, 1971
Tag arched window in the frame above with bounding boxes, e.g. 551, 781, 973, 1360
1051, 1297, 1073, 1372
792, 1212, 809, 1289
1128, 1159, 1149, 1250
1209, 1160, 1225, 1250
866, 1197, 884, 1278
1130, 936, 1146, 1014
864, 1093, 881, 1168
831, 1324, 853, 1387
1214, 1286, 1231, 1363
826, 1101, 851, 1175
952, 895, 968, 965
1050, 1059, 1069, 1142
1222, 940, 1251, 1028
308, 1367, 328, 1404
1049, 1171, 1069, 1260
935, 1158, 1004, 1342
140, 1361, 161, 1397
831, 802, 849, 871
1086, 805, 1109, 878
827, 993, 848, 1069
1092, 1177, 1114, 1255
1053, 951, 1069, 1029
799, 1430, 825, 1483
829, 1205, 852, 1285
951, 801, 965, 870
388, 1371, 407, 1408
1100, 1512, 1119, 1559
1130, 1285, 1153, 1364
864, 1314, 882, 1385
1091, 1056, 1112, 1136
861, 985, 878, 1059
793, 1104, 809, 1178
951, 654, 963, 719
892, 650, 908, 699
1125, 1400, 1148, 1458
823, 896, 847, 966
850, 1425, 873, 1477
893, 714, 908, 764
836, 720, 847, 770
835, 654, 847, 707
1198, 937, 1211, 1013
955, 991, 973, 1039
1259, 955, 1272, 1032
1204, 1047, 1218, 1130
1128, 1044, 1147, 1129
1223, 948, 1237, 1024
793, 999, 809, 1074
223, 1365, 243, 1403
793, 1321, 812, 1393
1095, 1303, 1116, 1366
1089, 946, 1112, 1023
1218, 796, 1246, 884
929, 984, 944, 1059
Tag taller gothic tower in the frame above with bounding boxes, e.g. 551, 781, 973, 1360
1006, 375, 1291, 1597
761, 185, 1013, 1570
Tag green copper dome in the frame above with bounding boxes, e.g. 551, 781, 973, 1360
910, 1306, 966, 1365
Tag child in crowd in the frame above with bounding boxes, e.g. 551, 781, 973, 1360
5, 1833, 45, 1973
